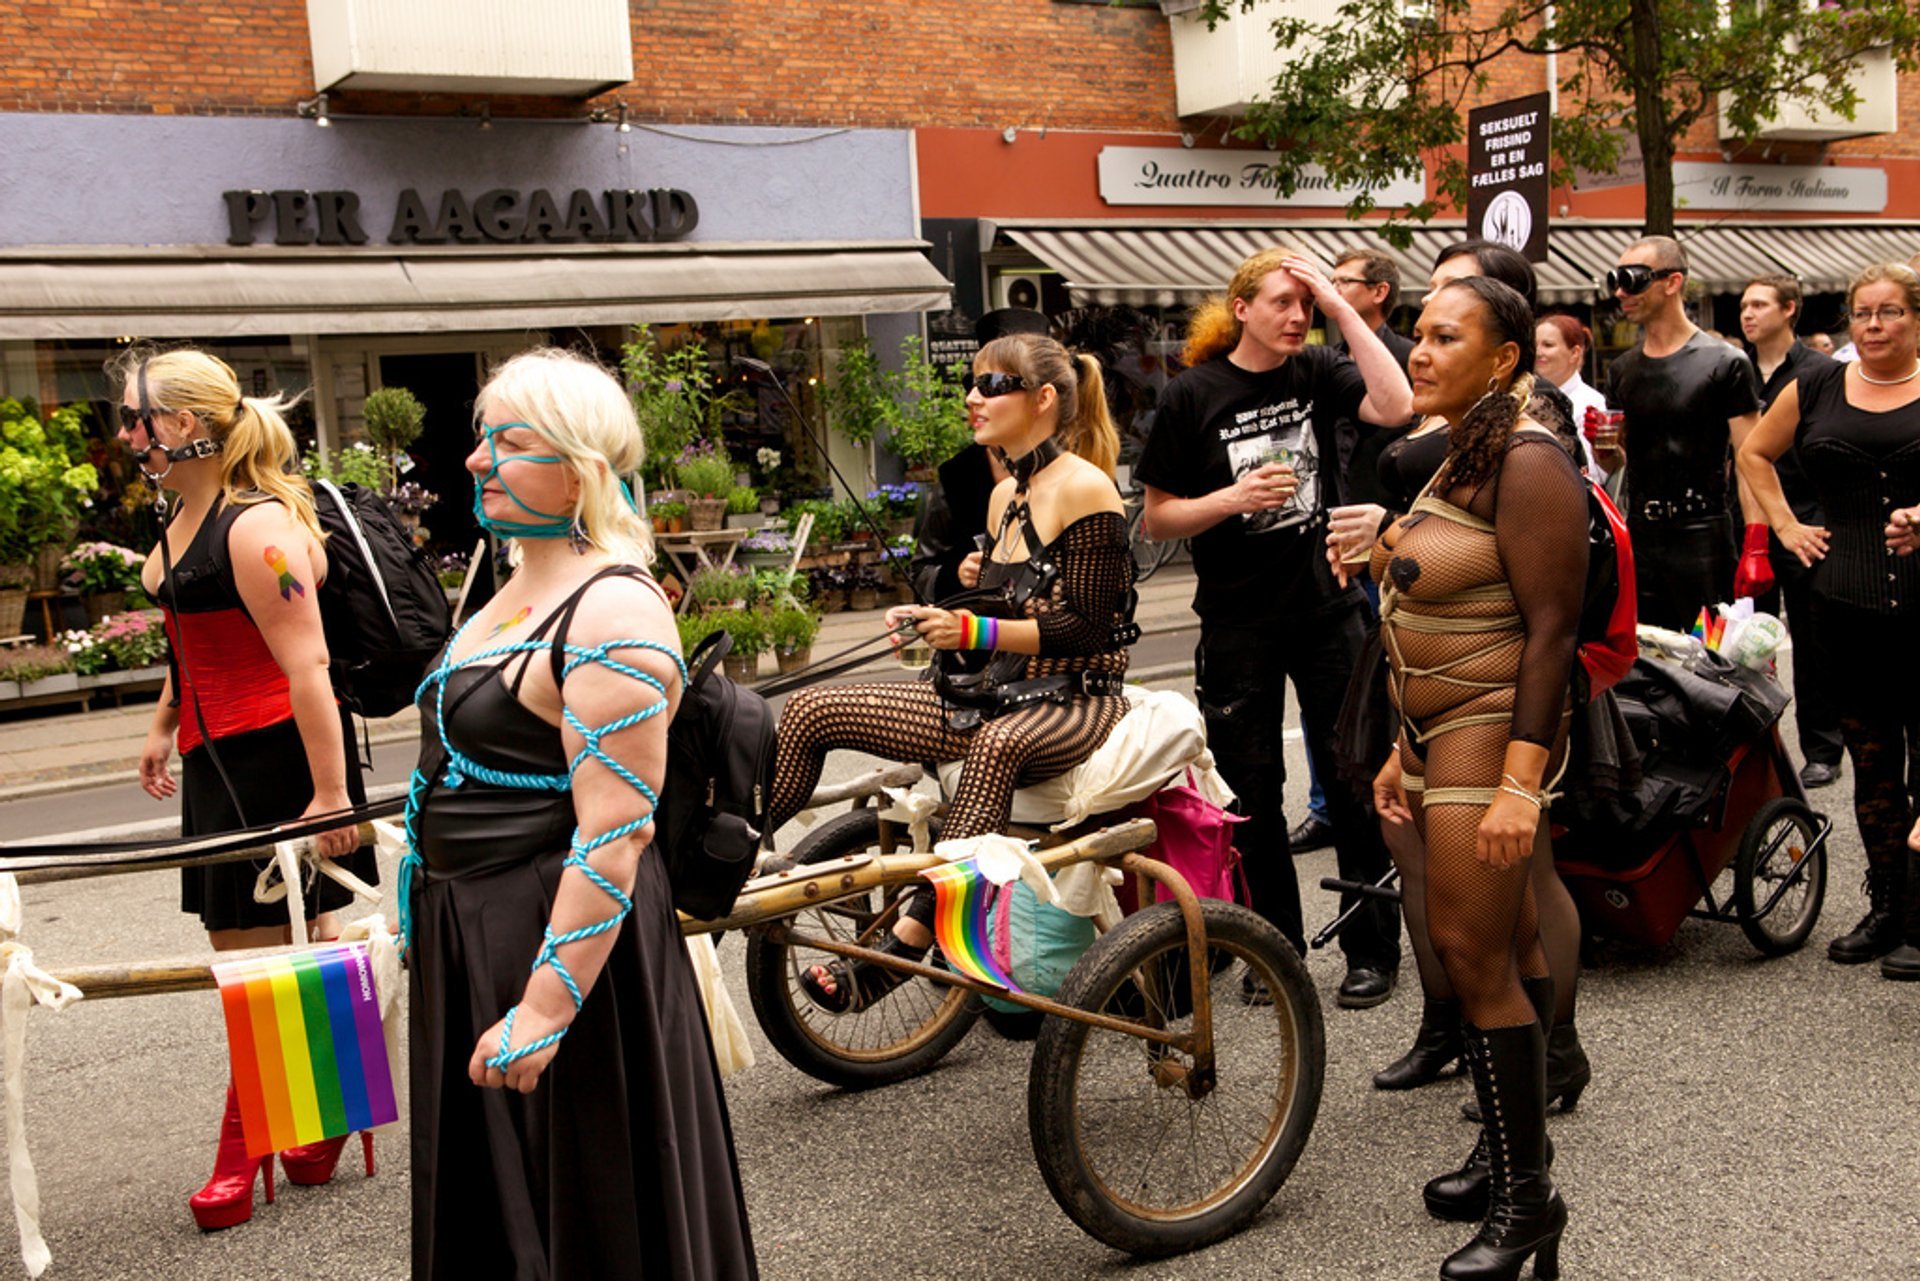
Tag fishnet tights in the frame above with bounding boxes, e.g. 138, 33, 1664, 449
769, 679, 1128, 843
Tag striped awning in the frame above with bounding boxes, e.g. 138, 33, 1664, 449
1546, 225, 1788, 298
1730, 224, 1920, 292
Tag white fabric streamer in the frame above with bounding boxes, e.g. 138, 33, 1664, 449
685, 936, 755, 1077
932, 833, 1061, 907
878, 788, 941, 853
0, 875, 81, 1278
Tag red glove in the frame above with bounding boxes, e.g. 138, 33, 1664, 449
1733, 523, 1775, 599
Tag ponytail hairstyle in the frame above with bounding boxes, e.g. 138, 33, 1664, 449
974, 334, 1121, 478
111, 346, 323, 545
1433, 277, 1539, 492
474, 347, 654, 566
1182, 243, 1309, 367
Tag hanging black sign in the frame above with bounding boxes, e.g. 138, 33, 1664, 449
222, 187, 700, 247
1465, 93, 1551, 263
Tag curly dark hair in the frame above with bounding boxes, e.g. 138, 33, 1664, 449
1436, 277, 1539, 492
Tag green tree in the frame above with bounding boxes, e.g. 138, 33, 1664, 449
1198, 0, 1920, 239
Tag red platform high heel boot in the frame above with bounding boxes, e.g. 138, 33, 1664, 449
279, 1131, 376, 1186
190, 1085, 275, 1231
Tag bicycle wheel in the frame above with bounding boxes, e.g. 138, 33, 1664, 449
1734, 797, 1827, 957
743, 809, 981, 1089
1026, 901, 1324, 1257
1127, 501, 1177, 584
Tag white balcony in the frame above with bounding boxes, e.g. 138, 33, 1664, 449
1165, 0, 1344, 118
1718, 44, 1897, 142
307, 0, 633, 97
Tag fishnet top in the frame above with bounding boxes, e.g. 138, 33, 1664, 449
978, 511, 1135, 681
1369, 432, 1586, 750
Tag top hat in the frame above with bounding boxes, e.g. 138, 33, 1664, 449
975, 308, 1051, 345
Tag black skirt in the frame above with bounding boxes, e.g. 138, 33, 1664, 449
409, 845, 756, 1280
178, 714, 380, 932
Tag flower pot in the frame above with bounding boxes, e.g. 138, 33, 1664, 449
0, 681, 17, 700
776, 646, 812, 674
815, 588, 847, 614
849, 587, 880, 612
0, 587, 26, 637
885, 516, 916, 539
84, 591, 127, 625
688, 497, 728, 532
721, 652, 758, 684
32, 545, 64, 592
904, 463, 937, 484
739, 551, 792, 571
725, 511, 764, 531
22, 673, 78, 697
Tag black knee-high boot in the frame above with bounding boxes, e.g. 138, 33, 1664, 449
1881, 848, 1920, 980
1461, 976, 1587, 1119
1439, 1023, 1566, 1281
1431, 977, 1556, 1219
1375, 996, 1467, 1090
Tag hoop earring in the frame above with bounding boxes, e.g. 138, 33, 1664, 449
569, 514, 590, 555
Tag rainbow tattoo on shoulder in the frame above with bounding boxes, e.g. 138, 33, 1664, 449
488, 606, 532, 639
263, 546, 305, 600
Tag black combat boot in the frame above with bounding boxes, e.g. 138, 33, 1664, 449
1830, 852, 1906, 964
1881, 849, 1920, 981
1375, 997, 1466, 1090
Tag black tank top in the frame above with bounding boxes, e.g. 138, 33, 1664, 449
1795, 360, 1920, 615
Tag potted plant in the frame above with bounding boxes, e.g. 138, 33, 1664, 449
878, 536, 917, 604
768, 605, 821, 674
847, 564, 885, 612
651, 499, 688, 535
688, 565, 754, 614
301, 439, 389, 490
362, 385, 427, 489
0, 562, 32, 639
737, 528, 795, 570
867, 482, 925, 539
711, 608, 766, 684
809, 566, 850, 614
675, 609, 726, 658
0, 398, 100, 590
62, 541, 145, 623
386, 480, 438, 532
755, 447, 785, 516
725, 486, 762, 530
675, 439, 738, 531
95, 609, 169, 673
0, 644, 78, 697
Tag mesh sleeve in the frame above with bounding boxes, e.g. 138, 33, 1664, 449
1495, 437, 1589, 748
1030, 512, 1135, 656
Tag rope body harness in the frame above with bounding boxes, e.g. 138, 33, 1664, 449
400, 613, 688, 1069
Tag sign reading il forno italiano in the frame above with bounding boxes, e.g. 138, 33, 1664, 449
1097, 147, 1426, 209
222, 187, 701, 247
1671, 162, 1886, 214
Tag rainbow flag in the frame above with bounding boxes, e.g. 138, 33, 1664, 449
921, 859, 1021, 992
212, 943, 398, 1160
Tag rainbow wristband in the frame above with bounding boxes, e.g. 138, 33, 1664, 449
959, 611, 998, 651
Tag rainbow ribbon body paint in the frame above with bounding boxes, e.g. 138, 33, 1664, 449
263, 546, 305, 600
212, 943, 398, 1159
488, 605, 532, 639
921, 858, 1020, 991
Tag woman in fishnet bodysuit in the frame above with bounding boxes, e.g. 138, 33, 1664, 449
767, 333, 1134, 1012
1369, 278, 1586, 1281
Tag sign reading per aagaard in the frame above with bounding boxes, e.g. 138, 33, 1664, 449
221, 187, 701, 247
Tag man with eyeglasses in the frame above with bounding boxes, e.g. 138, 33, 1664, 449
1136, 246, 1412, 1009
1604, 235, 1762, 630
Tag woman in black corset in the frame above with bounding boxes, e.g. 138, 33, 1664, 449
405, 349, 754, 1278
765, 332, 1135, 1012
1739, 261, 1920, 983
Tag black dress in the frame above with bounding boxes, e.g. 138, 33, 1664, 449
408, 650, 756, 1279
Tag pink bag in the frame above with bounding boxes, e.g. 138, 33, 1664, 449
1122, 769, 1250, 907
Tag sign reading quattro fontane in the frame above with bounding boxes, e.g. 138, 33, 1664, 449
222, 187, 700, 247
1466, 93, 1551, 263
1097, 147, 1426, 208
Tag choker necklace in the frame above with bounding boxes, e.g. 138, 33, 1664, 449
999, 437, 1064, 493
1858, 362, 1920, 387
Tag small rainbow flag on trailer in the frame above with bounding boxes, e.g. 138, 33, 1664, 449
212, 943, 398, 1160
922, 858, 1021, 992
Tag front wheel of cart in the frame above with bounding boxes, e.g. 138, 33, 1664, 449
1026, 901, 1324, 1257
1735, 797, 1827, 957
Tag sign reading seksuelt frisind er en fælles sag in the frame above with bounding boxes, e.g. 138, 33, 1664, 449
1466, 93, 1551, 264
221, 187, 701, 247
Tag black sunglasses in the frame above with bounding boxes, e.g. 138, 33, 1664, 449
964, 371, 1027, 398
118, 403, 157, 434
1605, 263, 1683, 296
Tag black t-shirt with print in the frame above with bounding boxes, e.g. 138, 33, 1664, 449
1136, 346, 1367, 625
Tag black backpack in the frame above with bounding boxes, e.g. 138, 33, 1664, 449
212, 480, 450, 717
653, 629, 778, 920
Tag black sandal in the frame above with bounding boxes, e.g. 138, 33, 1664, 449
800, 935, 929, 1015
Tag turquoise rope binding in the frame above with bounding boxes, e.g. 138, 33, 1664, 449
397, 616, 688, 1071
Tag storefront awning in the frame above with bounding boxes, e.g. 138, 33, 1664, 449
1728, 224, 1920, 293
0, 241, 952, 339
1545, 225, 1788, 299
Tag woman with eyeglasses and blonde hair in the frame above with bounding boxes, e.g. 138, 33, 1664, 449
1739, 261, 1920, 984
402, 348, 755, 1278
114, 346, 379, 1228
763, 331, 1135, 1013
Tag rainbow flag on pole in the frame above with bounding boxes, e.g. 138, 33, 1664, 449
212, 943, 398, 1160
922, 859, 1021, 992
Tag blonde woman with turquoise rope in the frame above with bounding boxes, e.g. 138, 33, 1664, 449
402, 348, 755, 1278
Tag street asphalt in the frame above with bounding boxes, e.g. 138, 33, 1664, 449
0, 614, 1916, 1279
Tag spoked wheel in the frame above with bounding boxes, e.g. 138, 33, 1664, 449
1127, 501, 1178, 584
1027, 901, 1324, 1257
743, 809, 980, 1089
1735, 796, 1828, 956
